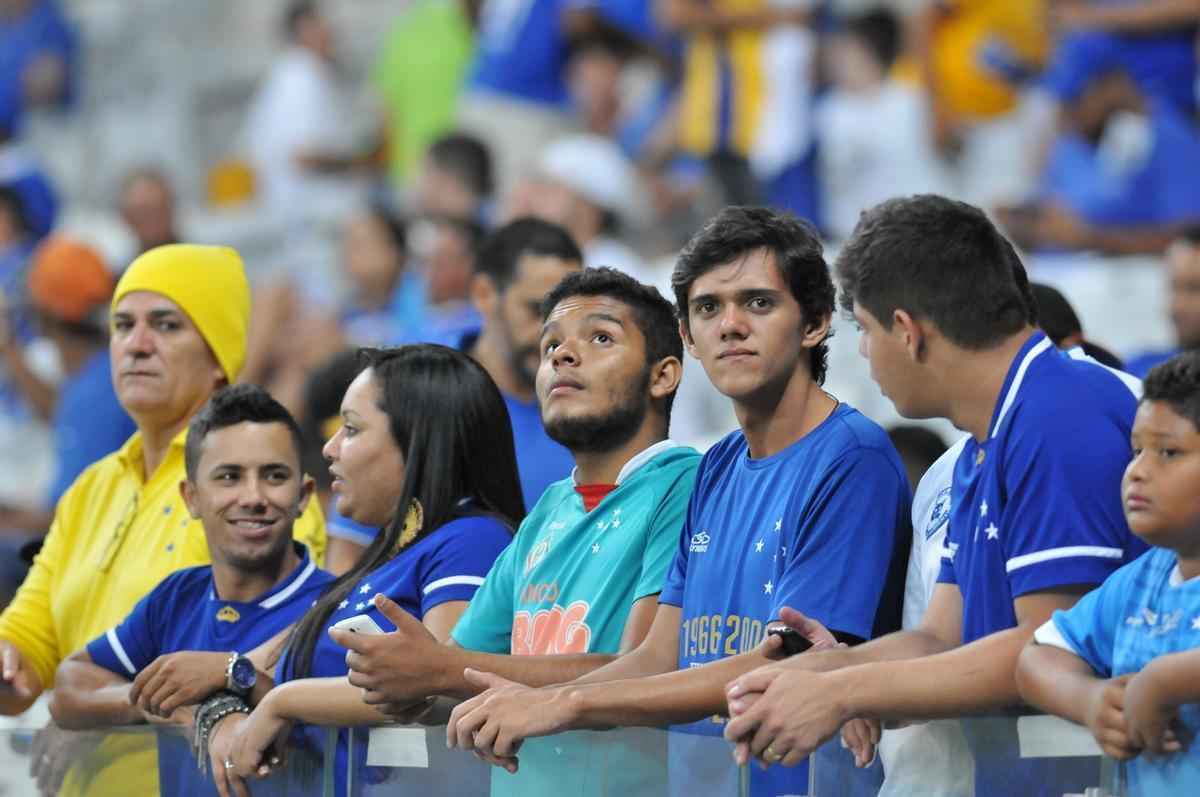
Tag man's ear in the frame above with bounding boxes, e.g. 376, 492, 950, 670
649, 356, 683, 404
678, 319, 699, 360
470, 273, 498, 316
800, 311, 832, 351
180, 479, 200, 519
295, 475, 316, 518
892, 309, 926, 361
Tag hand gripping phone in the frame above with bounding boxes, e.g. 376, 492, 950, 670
331, 614, 386, 635
767, 627, 814, 657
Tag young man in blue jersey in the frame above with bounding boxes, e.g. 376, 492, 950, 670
1017, 352, 1200, 794
459, 217, 581, 508
442, 206, 911, 796
333, 267, 701, 796
724, 194, 1147, 796
47, 384, 334, 796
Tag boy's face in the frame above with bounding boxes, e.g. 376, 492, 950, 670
683, 249, 823, 404
1123, 400, 1200, 550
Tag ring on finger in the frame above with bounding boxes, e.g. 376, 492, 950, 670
764, 745, 783, 763
224, 760, 235, 770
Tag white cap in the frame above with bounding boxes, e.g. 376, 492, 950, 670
538, 134, 638, 220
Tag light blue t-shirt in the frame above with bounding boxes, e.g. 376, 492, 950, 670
453, 441, 700, 797
1047, 547, 1200, 796
660, 404, 912, 796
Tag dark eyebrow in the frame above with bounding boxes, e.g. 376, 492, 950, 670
585, 312, 625, 327
690, 288, 783, 307
147, 309, 184, 321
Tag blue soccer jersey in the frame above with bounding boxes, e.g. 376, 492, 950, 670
659, 403, 912, 796
466, 0, 570, 106
1038, 547, 1200, 795
86, 544, 334, 797
937, 332, 1147, 644
277, 513, 512, 796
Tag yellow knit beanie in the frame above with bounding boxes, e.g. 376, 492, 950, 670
111, 244, 251, 382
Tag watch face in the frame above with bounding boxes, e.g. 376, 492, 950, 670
232, 657, 256, 690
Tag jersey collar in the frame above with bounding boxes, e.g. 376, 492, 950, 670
571, 438, 682, 487
989, 332, 1054, 440
209, 542, 319, 608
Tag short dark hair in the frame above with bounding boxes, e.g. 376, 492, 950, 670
428, 133, 494, 199
0, 186, 29, 239
844, 8, 900, 70
1030, 283, 1082, 346
672, 206, 835, 384
542, 267, 684, 420
1143, 351, 1200, 431
432, 213, 486, 258
284, 1, 317, 38
476, 217, 582, 290
1175, 224, 1200, 247
836, 195, 1032, 350
185, 384, 305, 481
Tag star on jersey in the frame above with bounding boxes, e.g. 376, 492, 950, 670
338, 600, 349, 610
355, 602, 366, 611
754, 540, 764, 553
764, 581, 774, 595
774, 518, 782, 532
359, 584, 372, 595
591, 543, 601, 555
980, 501, 988, 517
984, 523, 999, 540
1192, 616, 1200, 631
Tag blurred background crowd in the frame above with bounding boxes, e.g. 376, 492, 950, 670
0, 0, 1197, 596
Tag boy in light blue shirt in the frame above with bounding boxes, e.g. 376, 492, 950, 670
1019, 351, 1200, 796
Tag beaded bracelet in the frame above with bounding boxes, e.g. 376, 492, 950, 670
192, 691, 251, 776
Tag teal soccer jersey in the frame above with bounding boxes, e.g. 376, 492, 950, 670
452, 440, 700, 797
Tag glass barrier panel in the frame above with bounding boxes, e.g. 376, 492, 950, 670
807, 714, 1131, 797
0, 722, 753, 796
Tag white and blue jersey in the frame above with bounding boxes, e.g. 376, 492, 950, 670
277, 513, 512, 796
936, 332, 1147, 797
85, 544, 333, 797
659, 403, 912, 796
466, 0, 570, 106
937, 332, 1147, 644
1038, 547, 1200, 796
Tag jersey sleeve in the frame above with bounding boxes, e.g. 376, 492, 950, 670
84, 580, 169, 678
636, 465, 698, 600
656, 493, 700, 608
419, 517, 512, 616
1043, 563, 1135, 678
1000, 405, 1134, 598
449, 529, 521, 653
774, 447, 910, 640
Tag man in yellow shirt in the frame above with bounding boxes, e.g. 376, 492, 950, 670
0, 244, 326, 795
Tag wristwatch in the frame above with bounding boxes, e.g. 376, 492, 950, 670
224, 652, 256, 696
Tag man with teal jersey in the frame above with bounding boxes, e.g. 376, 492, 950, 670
336, 268, 699, 795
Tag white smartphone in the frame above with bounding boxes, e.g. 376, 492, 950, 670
330, 614, 386, 635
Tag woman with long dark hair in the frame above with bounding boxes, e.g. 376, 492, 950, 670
211, 344, 523, 794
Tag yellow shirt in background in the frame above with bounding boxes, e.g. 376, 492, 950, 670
930, 0, 1047, 120
0, 428, 326, 796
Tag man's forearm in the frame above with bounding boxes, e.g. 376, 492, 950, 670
1142, 648, 1200, 706
49, 664, 142, 730
563, 650, 773, 729
837, 628, 1033, 722
440, 650, 618, 698
1014, 643, 1100, 726
783, 627, 955, 674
